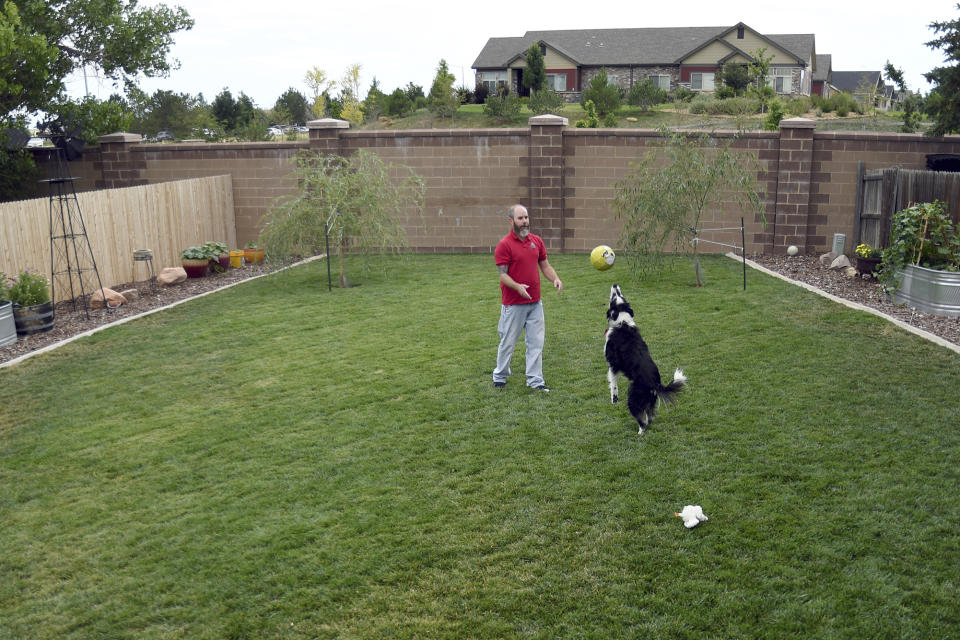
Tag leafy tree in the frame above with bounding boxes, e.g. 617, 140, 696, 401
924, 4, 960, 136
48, 95, 133, 141
627, 79, 667, 112
211, 88, 239, 131
384, 88, 413, 117
1, 0, 192, 200
1, 0, 193, 119
274, 88, 310, 125
128, 88, 210, 139
717, 62, 750, 95
428, 59, 459, 119
338, 64, 363, 126
885, 60, 922, 133
746, 47, 775, 113
763, 97, 786, 130
522, 43, 547, 94
259, 149, 425, 287
611, 127, 765, 286
581, 68, 621, 116
404, 82, 424, 102
362, 78, 387, 123
304, 66, 334, 118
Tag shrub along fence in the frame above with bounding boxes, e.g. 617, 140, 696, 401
0, 175, 236, 303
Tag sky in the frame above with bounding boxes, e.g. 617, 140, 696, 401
65, 0, 956, 110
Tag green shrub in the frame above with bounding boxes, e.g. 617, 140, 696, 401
786, 96, 812, 117
672, 87, 695, 103
627, 79, 668, 111
483, 92, 522, 123
574, 100, 600, 128
688, 93, 716, 114
528, 89, 565, 115
763, 98, 786, 130
581, 68, 621, 116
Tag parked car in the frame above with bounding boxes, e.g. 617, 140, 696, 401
268, 126, 283, 137
26, 137, 44, 148
147, 130, 174, 142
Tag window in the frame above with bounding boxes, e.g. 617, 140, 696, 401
606, 73, 619, 87
650, 74, 670, 91
691, 72, 715, 91
767, 68, 793, 94
546, 73, 567, 92
478, 71, 509, 93
737, 26, 745, 39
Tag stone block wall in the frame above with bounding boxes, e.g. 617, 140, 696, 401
25, 119, 960, 256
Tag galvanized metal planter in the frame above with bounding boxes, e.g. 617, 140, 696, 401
0, 300, 17, 347
892, 265, 960, 317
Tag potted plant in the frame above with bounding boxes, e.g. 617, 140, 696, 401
0, 272, 17, 346
8, 270, 54, 335
244, 240, 264, 264
180, 246, 210, 278
203, 241, 230, 272
879, 200, 960, 317
854, 242, 882, 278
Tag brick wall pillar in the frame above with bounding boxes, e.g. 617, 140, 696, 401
308, 118, 349, 154
528, 114, 568, 251
772, 117, 816, 253
95, 132, 145, 189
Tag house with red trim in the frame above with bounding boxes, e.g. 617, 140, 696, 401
472, 22, 816, 100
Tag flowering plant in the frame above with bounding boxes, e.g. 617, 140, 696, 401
855, 243, 881, 259
7, 271, 51, 306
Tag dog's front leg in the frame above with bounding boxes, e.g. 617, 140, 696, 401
607, 368, 619, 404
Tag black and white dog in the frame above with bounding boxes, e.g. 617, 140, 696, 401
604, 285, 686, 434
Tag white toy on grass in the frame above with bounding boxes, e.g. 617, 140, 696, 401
675, 505, 709, 529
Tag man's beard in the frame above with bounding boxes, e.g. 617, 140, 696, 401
513, 222, 529, 238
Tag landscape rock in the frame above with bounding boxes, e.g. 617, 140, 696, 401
89, 287, 127, 309
158, 267, 187, 285
829, 255, 851, 270
819, 251, 837, 266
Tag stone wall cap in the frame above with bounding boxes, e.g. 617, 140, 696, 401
528, 114, 569, 126
779, 117, 816, 129
308, 118, 350, 129
98, 132, 142, 143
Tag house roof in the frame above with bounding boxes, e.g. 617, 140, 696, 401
472, 25, 814, 69
813, 54, 832, 82
831, 71, 882, 92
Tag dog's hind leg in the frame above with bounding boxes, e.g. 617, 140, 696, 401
607, 368, 619, 404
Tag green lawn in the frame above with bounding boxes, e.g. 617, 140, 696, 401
2, 254, 958, 639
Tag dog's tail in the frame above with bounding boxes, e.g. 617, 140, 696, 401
657, 368, 687, 406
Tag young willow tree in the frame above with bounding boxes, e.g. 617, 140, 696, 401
259, 149, 425, 287
611, 128, 766, 286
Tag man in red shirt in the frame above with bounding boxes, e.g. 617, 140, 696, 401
493, 204, 563, 391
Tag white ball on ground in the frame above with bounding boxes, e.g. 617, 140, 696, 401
787, 245, 799, 256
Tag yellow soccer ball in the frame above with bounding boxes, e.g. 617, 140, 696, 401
590, 245, 616, 271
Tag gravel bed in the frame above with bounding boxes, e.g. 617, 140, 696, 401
2, 255, 958, 367
1, 263, 280, 366
748, 253, 960, 347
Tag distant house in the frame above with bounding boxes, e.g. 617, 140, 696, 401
472, 22, 816, 99
831, 70, 891, 109
811, 54, 835, 97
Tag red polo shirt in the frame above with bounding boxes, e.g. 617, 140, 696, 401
495, 231, 547, 305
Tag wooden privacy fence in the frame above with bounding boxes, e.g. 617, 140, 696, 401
0, 175, 236, 303
854, 164, 960, 250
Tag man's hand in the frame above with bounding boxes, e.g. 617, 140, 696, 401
516, 283, 532, 299
553, 279, 563, 294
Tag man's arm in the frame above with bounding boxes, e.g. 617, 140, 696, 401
539, 259, 563, 293
498, 264, 531, 299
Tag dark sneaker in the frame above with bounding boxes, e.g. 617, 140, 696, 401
534, 385, 550, 392
494, 381, 506, 389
